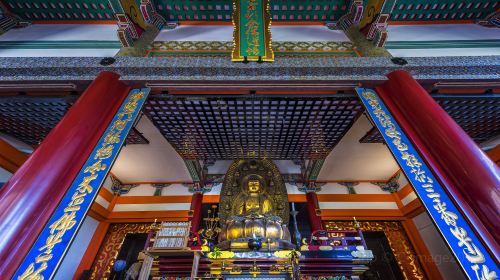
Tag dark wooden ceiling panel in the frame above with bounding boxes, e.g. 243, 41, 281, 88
155, 0, 348, 21
360, 95, 500, 144
4, 0, 114, 21
5, 0, 495, 23
391, 0, 497, 22
0, 96, 148, 145
143, 95, 363, 160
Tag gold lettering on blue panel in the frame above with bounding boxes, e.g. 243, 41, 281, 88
15, 89, 149, 280
356, 88, 498, 280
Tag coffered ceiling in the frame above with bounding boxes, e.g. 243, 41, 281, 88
4, 0, 495, 23
0, 91, 498, 182
142, 94, 363, 160
360, 94, 500, 144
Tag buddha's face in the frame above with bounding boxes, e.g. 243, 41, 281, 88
248, 180, 261, 193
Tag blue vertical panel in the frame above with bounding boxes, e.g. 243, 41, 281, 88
14, 88, 150, 280
357, 88, 498, 280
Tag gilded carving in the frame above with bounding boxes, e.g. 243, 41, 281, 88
219, 160, 289, 224
90, 223, 152, 279
325, 221, 426, 280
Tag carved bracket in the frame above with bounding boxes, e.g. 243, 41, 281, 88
110, 175, 138, 195
298, 182, 327, 193
338, 182, 360, 194
152, 183, 171, 196
184, 182, 214, 194
372, 171, 401, 193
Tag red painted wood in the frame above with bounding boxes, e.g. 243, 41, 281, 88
190, 192, 203, 233
376, 70, 500, 259
0, 71, 131, 277
306, 191, 324, 232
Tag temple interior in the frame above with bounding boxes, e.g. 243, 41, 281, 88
0, 0, 499, 280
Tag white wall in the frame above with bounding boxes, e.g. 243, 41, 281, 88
0, 24, 118, 41
412, 212, 467, 280
386, 24, 500, 57
0, 48, 120, 57
111, 117, 192, 183
387, 24, 500, 41
53, 216, 99, 280
388, 48, 500, 57
318, 116, 400, 181
155, 25, 349, 42
0, 24, 120, 57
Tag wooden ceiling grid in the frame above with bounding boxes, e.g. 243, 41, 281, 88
390, 0, 497, 22
0, 96, 148, 145
4, 0, 495, 22
1, 94, 497, 159
142, 95, 364, 160
360, 95, 500, 144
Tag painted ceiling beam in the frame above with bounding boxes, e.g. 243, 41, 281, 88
0, 56, 498, 83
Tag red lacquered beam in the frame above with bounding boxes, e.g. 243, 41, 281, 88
376, 70, 500, 258
0, 72, 130, 277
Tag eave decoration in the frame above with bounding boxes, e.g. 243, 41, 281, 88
232, 0, 274, 62
372, 171, 401, 193
111, 174, 139, 195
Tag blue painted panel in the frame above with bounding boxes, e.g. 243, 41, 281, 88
14, 88, 150, 280
356, 88, 498, 280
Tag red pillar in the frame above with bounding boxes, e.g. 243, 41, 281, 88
306, 191, 323, 232
190, 192, 203, 233
376, 70, 500, 258
0, 72, 131, 277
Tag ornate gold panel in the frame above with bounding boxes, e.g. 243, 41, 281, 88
219, 159, 289, 224
90, 223, 151, 279
325, 221, 426, 280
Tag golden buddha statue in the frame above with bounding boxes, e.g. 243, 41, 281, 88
233, 177, 273, 217
217, 160, 294, 251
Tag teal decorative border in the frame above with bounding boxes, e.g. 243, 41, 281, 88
151, 41, 354, 52
357, 88, 498, 280
14, 88, 150, 280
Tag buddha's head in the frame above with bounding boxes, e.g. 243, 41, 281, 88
248, 180, 261, 193
245, 175, 264, 193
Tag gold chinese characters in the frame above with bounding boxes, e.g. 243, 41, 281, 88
18, 91, 145, 280
362, 90, 497, 280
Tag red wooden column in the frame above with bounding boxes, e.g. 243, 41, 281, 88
0, 72, 131, 277
190, 191, 204, 233
306, 191, 323, 232
376, 70, 500, 258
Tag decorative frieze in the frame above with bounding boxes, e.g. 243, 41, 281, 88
0, 56, 498, 82
184, 182, 214, 194
338, 182, 359, 194
297, 182, 327, 193
150, 41, 355, 53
